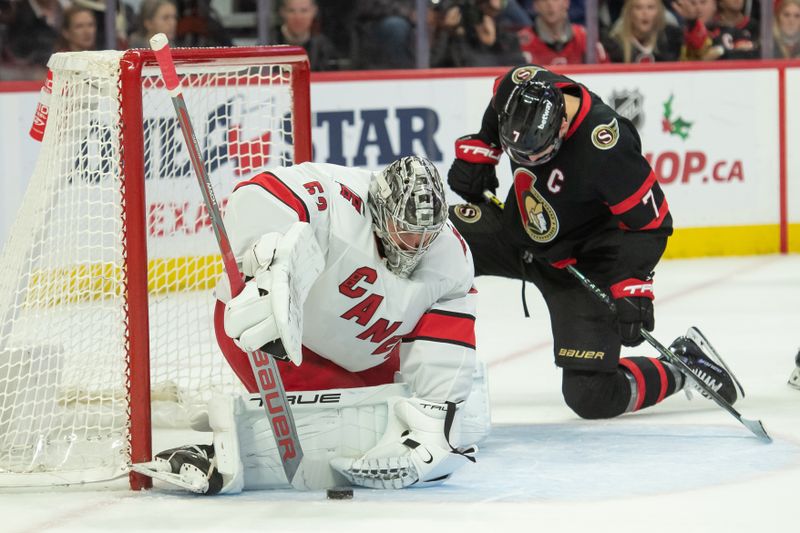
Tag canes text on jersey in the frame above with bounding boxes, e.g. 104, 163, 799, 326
339, 267, 404, 357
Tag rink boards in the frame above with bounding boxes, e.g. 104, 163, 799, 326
0, 60, 798, 258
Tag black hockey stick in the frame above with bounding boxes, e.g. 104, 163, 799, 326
482, 191, 771, 442
148, 34, 307, 486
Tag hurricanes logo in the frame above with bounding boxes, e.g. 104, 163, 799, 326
511, 66, 545, 84
513, 168, 558, 243
454, 204, 482, 223
591, 118, 619, 150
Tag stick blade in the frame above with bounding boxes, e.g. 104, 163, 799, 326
741, 417, 772, 443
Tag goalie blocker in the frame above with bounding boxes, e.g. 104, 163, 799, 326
135, 361, 490, 493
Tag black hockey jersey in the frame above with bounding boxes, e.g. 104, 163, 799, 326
475, 65, 673, 283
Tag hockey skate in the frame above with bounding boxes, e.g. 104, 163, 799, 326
789, 349, 800, 390
131, 444, 223, 495
668, 327, 745, 405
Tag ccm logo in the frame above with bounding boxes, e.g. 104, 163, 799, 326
459, 145, 501, 161
252, 351, 297, 461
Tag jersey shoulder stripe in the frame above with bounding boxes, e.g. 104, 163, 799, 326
234, 171, 310, 222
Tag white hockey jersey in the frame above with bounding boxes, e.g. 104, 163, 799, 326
219, 162, 477, 403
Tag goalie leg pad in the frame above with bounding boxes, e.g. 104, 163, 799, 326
457, 358, 491, 446
201, 383, 409, 492
789, 365, 800, 390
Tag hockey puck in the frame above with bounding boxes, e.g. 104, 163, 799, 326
326, 487, 354, 500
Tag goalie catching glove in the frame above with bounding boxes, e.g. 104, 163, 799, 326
330, 397, 477, 489
221, 221, 324, 365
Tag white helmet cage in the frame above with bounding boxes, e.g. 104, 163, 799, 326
368, 156, 448, 278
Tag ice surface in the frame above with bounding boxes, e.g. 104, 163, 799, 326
1, 255, 799, 533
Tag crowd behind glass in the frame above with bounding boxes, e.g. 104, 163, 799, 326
0, 0, 798, 81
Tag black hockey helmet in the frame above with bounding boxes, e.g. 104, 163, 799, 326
499, 80, 566, 167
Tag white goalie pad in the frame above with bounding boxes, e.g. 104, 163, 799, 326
203, 383, 409, 492
789, 365, 800, 390
163, 361, 490, 493
457, 358, 491, 446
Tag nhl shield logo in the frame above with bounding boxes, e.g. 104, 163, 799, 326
609, 89, 644, 128
513, 168, 558, 243
454, 204, 482, 223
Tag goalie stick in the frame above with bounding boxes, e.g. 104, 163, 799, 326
145, 33, 306, 487
482, 191, 771, 442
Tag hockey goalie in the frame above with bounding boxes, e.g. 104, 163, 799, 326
137, 156, 489, 493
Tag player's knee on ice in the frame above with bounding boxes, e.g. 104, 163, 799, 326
561, 369, 631, 419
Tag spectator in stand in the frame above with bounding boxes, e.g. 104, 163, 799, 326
773, 0, 800, 57
499, 0, 535, 27
520, 0, 586, 24
466, 0, 527, 66
670, 0, 717, 59
517, 0, 588, 64
601, 0, 705, 62
72, 0, 130, 50
428, 0, 525, 67
351, 0, 415, 69
1, 0, 62, 78
128, 0, 177, 49
429, 0, 473, 67
704, 0, 760, 59
272, 0, 340, 71
176, 0, 232, 47
56, 3, 96, 52
695, 0, 719, 23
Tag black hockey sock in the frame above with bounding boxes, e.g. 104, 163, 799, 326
619, 357, 683, 412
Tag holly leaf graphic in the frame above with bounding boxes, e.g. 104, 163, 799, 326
672, 117, 693, 140
662, 95, 674, 121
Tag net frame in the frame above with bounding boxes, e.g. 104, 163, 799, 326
0, 46, 311, 490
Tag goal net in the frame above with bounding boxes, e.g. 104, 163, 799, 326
0, 47, 311, 488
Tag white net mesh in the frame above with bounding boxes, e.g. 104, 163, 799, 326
0, 49, 303, 485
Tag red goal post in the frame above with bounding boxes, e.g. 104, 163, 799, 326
0, 46, 311, 490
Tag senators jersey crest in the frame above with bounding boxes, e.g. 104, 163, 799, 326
513, 168, 559, 243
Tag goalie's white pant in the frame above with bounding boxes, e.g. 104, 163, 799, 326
201, 360, 490, 492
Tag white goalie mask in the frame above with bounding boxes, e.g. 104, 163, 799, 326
368, 156, 448, 278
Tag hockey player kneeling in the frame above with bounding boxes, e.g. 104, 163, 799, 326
137, 157, 488, 493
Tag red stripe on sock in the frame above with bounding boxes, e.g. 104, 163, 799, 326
619, 358, 646, 411
650, 357, 669, 403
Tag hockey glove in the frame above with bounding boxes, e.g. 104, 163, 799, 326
610, 278, 655, 347
330, 397, 477, 489
222, 222, 324, 365
447, 135, 502, 204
